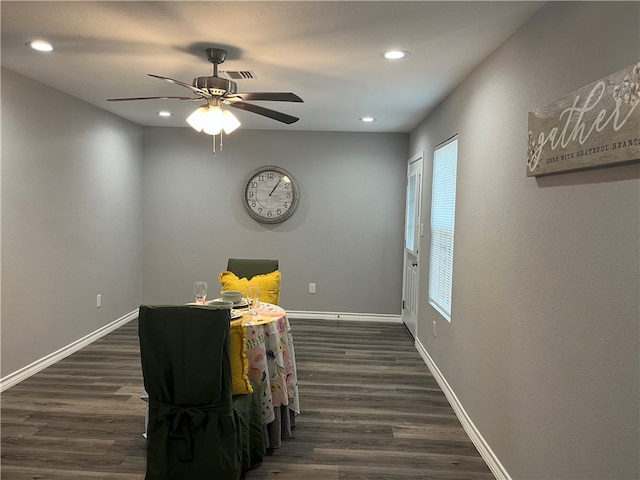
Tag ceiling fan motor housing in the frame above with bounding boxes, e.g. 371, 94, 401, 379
193, 76, 237, 96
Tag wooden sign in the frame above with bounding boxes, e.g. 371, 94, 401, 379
527, 62, 640, 177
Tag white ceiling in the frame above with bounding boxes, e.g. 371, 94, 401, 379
1, 1, 544, 133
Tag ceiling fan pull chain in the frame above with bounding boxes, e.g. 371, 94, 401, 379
212, 134, 216, 157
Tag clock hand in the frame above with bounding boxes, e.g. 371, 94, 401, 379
268, 179, 282, 196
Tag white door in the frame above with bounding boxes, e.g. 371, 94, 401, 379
402, 153, 423, 338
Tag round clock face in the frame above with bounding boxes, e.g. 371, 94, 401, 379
242, 166, 300, 224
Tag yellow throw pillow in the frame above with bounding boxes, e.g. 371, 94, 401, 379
219, 270, 281, 305
230, 322, 253, 395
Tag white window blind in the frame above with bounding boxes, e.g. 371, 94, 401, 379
428, 137, 458, 322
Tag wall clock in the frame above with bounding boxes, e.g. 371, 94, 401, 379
242, 165, 300, 224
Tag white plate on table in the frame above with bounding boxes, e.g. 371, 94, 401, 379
230, 309, 243, 319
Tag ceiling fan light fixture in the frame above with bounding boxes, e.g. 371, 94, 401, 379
188, 104, 241, 136
222, 109, 241, 134
186, 106, 209, 132
202, 106, 225, 135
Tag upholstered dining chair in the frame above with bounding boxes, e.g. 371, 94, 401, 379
138, 305, 242, 480
221, 258, 281, 305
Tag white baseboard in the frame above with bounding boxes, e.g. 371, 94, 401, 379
285, 310, 402, 323
0, 309, 138, 392
415, 337, 509, 480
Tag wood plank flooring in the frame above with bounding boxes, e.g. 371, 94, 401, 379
1, 319, 493, 479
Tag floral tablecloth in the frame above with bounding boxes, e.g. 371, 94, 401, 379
231, 303, 300, 425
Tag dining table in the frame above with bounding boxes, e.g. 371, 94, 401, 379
231, 301, 300, 449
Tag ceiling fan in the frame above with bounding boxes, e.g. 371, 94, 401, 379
107, 48, 303, 126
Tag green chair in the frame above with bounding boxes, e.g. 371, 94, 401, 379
226, 258, 279, 279
223, 258, 281, 305
138, 305, 242, 480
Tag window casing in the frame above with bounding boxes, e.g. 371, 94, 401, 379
428, 136, 458, 322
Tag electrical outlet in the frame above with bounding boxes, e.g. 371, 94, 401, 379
433, 320, 436, 337
97, 294, 102, 308
309, 283, 316, 294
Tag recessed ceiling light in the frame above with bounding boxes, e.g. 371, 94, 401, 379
157, 111, 172, 117
27, 40, 53, 52
382, 50, 410, 60
360, 116, 376, 123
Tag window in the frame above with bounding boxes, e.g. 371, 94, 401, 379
404, 159, 421, 254
428, 136, 458, 322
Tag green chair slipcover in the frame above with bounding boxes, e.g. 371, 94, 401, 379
232, 382, 267, 472
138, 305, 241, 480
226, 258, 279, 280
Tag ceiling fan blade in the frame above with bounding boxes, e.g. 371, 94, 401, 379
147, 74, 211, 98
232, 92, 303, 102
107, 96, 203, 102
229, 101, 299, 124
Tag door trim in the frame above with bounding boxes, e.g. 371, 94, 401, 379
401, 151, 424, 339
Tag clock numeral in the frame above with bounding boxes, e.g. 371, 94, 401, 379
286, 192, 291, 199
267, 210, 272, 217
283, 203, 288, 208
277, 208, 282, 215
250, 181, 258, 189
248, 191, 255, 198
258, 172, 276, 181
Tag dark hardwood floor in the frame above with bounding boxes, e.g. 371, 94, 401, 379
1, 318, 493, 479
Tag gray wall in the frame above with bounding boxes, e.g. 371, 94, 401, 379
141, 127, 408, 313
410, 3, 639, 479
1, 68, 144, 377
